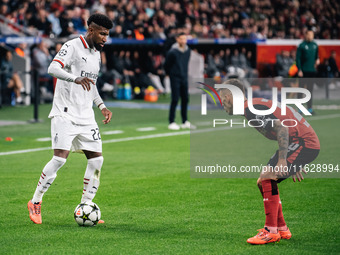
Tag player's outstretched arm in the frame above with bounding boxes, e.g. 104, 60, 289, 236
273, 120, 289, 178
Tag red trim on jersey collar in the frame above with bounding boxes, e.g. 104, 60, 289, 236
53, 59, 64, 68
79, 35, 89, 49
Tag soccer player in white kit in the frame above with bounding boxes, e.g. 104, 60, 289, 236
27, 14, 113, 224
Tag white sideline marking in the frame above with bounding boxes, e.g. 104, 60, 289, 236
136, 127, 156, 132
0, 126, 249, 156
103, 131, 190, 144
36, 137, 51, 142
102, 130, 124, 135
314, 105, 340, 110
0, 131, 190, 156
0, 113, 339, 156
0, 146, 51, 156
305, 113, 340, 121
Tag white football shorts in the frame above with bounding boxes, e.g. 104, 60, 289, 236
51, 116, 102, 152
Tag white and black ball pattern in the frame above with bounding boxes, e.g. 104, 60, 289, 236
74, 201, 101, 226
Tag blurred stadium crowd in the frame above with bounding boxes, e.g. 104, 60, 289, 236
1, 0, 339, 39
0, 0, 339, 106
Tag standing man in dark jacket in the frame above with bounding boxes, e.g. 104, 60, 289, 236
296, 30, 319, 114
164, 33, 195, 130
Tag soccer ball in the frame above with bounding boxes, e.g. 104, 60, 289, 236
74, 201, 101, 226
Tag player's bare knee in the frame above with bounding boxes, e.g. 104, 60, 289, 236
84, 150, 102, 159
54, 149, 69, 159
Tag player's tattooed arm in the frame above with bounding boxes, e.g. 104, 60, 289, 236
273, 120, 289, 178
273, 121, 289, 160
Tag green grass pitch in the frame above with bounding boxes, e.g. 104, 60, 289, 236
0, 100, 339, 254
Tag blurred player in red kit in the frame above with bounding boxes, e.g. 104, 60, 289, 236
219, 79, 320, 244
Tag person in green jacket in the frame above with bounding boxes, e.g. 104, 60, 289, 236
296, 30, 320, 114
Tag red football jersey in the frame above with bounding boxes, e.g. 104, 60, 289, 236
244, 98, 320, 150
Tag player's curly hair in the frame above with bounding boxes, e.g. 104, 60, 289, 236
87, 13, 113, 29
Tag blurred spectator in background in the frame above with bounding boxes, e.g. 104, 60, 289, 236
318, 50, 340, 93
47, 6, 63, 37
72, 7, 88, 34
131, 51, 155, 91
91, 0, 106, 14
214, 50, 226, 75
123, 51, 134, 80
134, 24, 145, 40
328, 51, 339, 78
110, 24, 124, 38
0, 51, 24, 105
231, 48, 247, 70
206, 50, 219, 78
32, 41, 53, 102
290, 50, 297, 63
0, 4, 9, 17
246, 50, 258, 78
224, 48, 232, 67
145, 51, 166, 94
111, 51, 134, 87
246, 51, 255, 70
113, 51, 126, 77
96, 51, 115, 99
53, 43, 62, 56
32, 41, 52, 80
241, 47, 258, 78
15, 3, 28, 26
59, 9, 75, 37
28, 9, 51, 36
276, 50, 294, 78
318, 58, 332, 79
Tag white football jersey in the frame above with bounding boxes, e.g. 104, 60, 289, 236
48, 35, 103, 125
